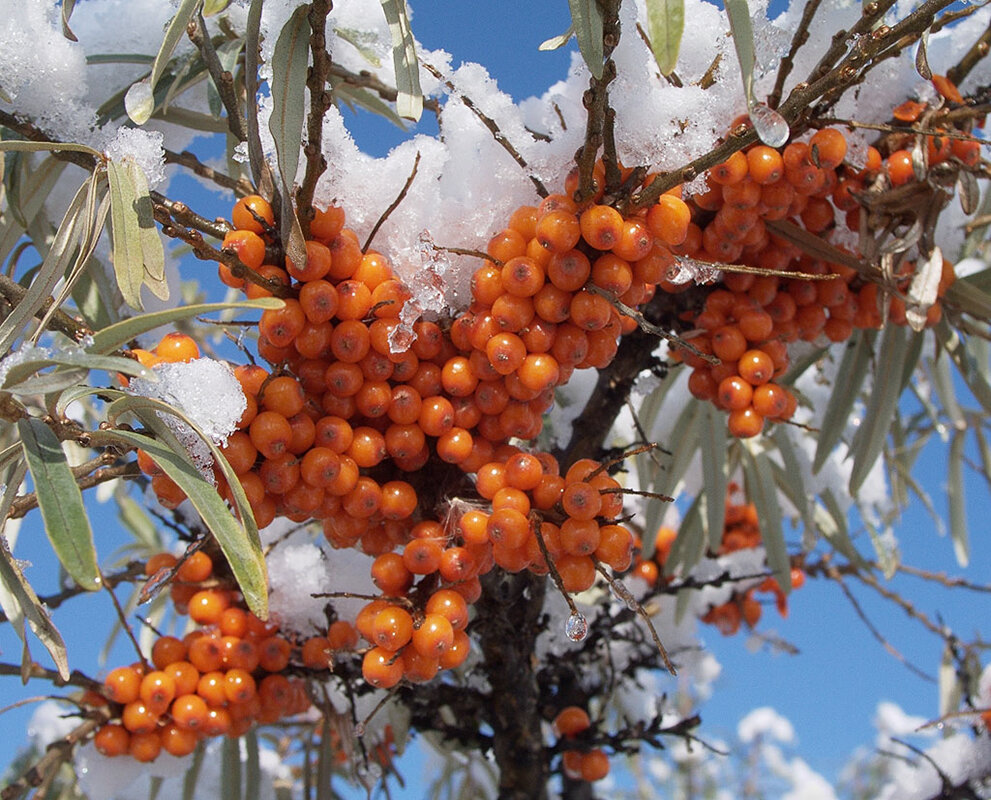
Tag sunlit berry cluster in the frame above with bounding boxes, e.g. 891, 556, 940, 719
93, 551, 318, 762
672, 119, 961, 437
553, 706, 610, 783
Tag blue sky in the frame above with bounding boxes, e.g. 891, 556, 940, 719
2, 0, 990, 795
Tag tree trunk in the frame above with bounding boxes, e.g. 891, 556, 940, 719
477, 571, 550, 800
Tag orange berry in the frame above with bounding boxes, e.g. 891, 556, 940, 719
727, 406, 765, 438
412, 613, 455, 658
122, 700, 159, 735
301, 636, 333, 669
580, 749, 610, 781
362, 646, 404, 688
646, 195, 691, 246
232, 194, 274, 234
886, 149, 915, 186
426, 589, 470, 631
536, 209, 581, 253
554, 706, 591, 737
579, 204, 624, 250
155, 332, 199, 363
737, 349, 774, 385
139, 670, 176, 715
94, 723, 130, 757
223, 668, 257, 704
709, 151, 748, 185
128, 731, 162, 763
103, 666, 142, 705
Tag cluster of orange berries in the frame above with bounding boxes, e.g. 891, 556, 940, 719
673, 122, 958, 437
92, 551, 323, 762
553, 705, 610, 783
627, 486, 805, 636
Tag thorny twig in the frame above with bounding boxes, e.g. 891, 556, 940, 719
164, 148, 254, 195
768, 0, 822, 111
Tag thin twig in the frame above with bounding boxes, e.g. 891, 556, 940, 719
327, 63, 441, 116
769, 0, 822, 110
595, 563, 676, 674
531, 514, 580, 621
0, 562, 145, 624
0, 274, 92, 342
103, 571, 149, 670
363, 151, 421, 252
187, 11, 247, 143
825, 564, 935, 681
948, 17, 991, 87
164, 148, 253, 195
421, 61, 548, 198
9, 461, 140, 520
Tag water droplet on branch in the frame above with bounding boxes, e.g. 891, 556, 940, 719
566, 612, 588, 641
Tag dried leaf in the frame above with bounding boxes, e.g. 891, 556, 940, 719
568, 0, 605, 79
645, 0, 684, 76
915, 28, 932, 79
539, 25, 575, 52
958, 167, 979, 214
334, 27, 384, 67
60, 0, 78, 41
905, 246, 942, 331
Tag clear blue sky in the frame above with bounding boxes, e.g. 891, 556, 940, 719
3, 1, 990, 795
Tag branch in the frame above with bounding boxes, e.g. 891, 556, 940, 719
187, 10, 247, 143
0, 274, 93, 342
363, 151, 421, 252
8, 461, 140, 520
296, 0, 334, 238
421, 61, 548, 199
768, 0, 822, 110
164, 148, 254, 195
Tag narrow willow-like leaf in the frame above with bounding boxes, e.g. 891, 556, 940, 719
88, 298, 283, 354
60, 0, 79, 40
269, 5, 310, 268
642, 399, 700, 555
849, 324, 911, 494
244, 729, 261, 800
770, 428, 816, 548
0, 463, 70, 681
0, 175, 89, 355
744, 447, 790, 592
379, 0, 423, 120
945, 277, 991, 320
568, 0, 604, 79
934, 320, 991, 415
864, 517, 898, 579
316, 715, 334, 800
645, 0, 684, 75
333, 82, 408, 129
948, 430, 968, 566
125, 0, 202, 124
929, 353, 966, 431
818, 488, 867, 568
666, 492, 705, 578
700, 403, 727, 552
539, 25, 575, 51
813, 329, 874, 474
117, 494, 160, 550
128, 160, 168, 300
182, 742, 206, 800
106, 426, 268, 618
0, 140, 102, 157
939, 642, 962, 718
221, 735, 243, 800
334, 27, 384, 67
203, 0, 232, 15
724, 0, 755, 98
2, 351, 154, 392
107, 159, 146, 309
0, 156, 67, 267
18, 418, 100, 590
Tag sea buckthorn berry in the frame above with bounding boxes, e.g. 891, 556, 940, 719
301, 636, 333, 669
222, 228, 266, 275
951, 137, 981, 167
223, 668, 257, 704
363, 646, 404, 688
245, 264, 291, 300
163, 661, 199, 697
122, 700, 159, 735
727, 406, 765, 438
646, 194, 691, 246
103, 666, 142, 705
579, 204, 624, 250
709, 151, 748, 185
561, 482, 603, 521
286, 239, 332, 282
596, 524, 634, 571
439, 629, 471, 670
188, 634, 225, 673
427, 589, 470, 631
808, 128, 847, 170
330, 319, 371, 363
232, 194, 275, 234
403, 538, 444, 574
139, 670, 176, 715
310, 204, 345, 241
753, 383, 790, 418
580, 749, 611, 782
569, 290, 612, 331
536, 209, 582, 253
932, 73, 963, 104
555, 554, 596, 593
437, 427, 474, 464
488, 227, 527, 263
419, 395, 456, 437
501, 256, 545, 297
711, 325, 748, 362
553, 706, 591, 737
412, 613, 455, 659
746, 145, 784, 184
737, 349, 775, 385
160, 722, 198, 758
128, 731, 162, 763
442, 356, 479, 397
155, 332, 199, 363
886, 149, 915, 186
611, 219, 653, 262
560, 518, 601, 555
546, 249, 591, 292
94, 723, 130, 757
717, 376, 754, 411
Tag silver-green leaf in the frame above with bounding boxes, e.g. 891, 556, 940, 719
18, 418, 100, 591
379, 0, 423, 120
568, 0, 604, 79
645, 0, 684, 75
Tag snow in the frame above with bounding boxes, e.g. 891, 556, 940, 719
128, 359, 247, 477
104, 127, 167, 189
738, 706, 795, 744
